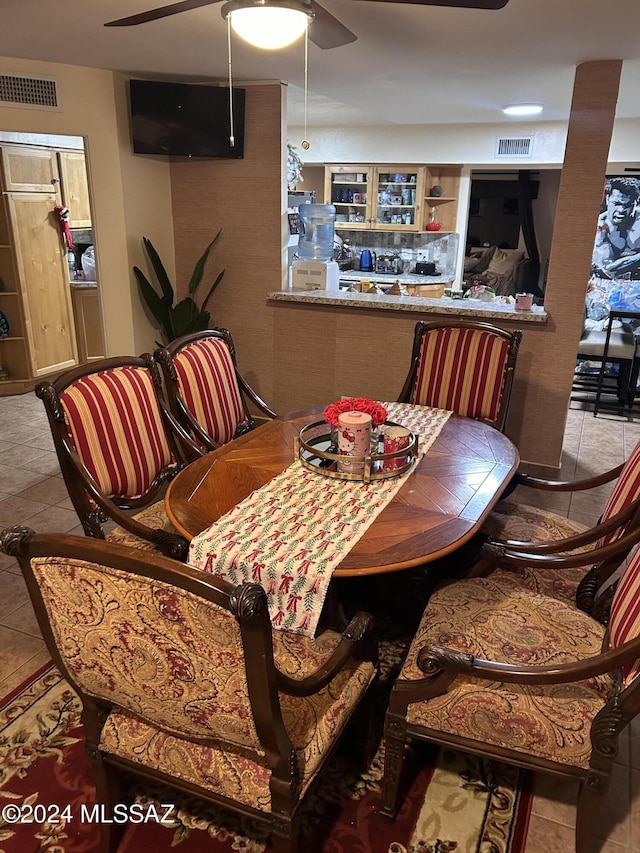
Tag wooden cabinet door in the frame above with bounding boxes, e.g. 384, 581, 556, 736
71, 286, 105, 362
57, 151, 92, 227
0, 146, 59, 193
6, 192, 77, 376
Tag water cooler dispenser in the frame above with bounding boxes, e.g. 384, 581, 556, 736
290, 204, 339, 292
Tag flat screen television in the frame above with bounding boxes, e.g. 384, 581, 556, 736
129, 79, 245, 158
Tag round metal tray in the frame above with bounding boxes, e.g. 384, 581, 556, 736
295, 419, 418, 483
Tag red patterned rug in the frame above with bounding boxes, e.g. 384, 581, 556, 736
0, 661, 533, 853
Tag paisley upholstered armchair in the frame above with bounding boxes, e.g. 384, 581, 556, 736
1, 528, 377, 853
381, 525, 640, 853
477, 440, 640, 617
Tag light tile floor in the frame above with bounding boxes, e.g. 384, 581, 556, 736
1, 391, 640, 851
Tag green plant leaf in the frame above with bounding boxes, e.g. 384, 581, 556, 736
200, 269, 225, 312
142, 236, 175, 304
134, 266, 175, 341
187, 230, 222, 296
172, 297, 203, 338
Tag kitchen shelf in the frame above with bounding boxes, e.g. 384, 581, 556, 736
326, 164, 461, 233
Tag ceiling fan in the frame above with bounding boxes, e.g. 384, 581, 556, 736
105, 0, 509, 50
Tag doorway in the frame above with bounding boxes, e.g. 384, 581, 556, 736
465, 169, 561, 295
0, 132, 105, 395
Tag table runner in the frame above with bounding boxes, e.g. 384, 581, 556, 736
188, 404, 451, 636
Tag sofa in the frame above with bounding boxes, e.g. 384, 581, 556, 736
462, 245, 532, 297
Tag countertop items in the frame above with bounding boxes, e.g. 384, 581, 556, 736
269, 289, 547, 323
339, 271, 453, 286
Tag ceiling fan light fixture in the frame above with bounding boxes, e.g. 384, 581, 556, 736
502, 103, 544, 117
222, 0, 313, 49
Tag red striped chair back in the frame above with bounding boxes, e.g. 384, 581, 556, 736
36, 355, 189, 558
398, 320, 522, 431
60, 365, 175, 499
155, 328, 277, 452
598, 441, 640, 547
608, 543, 640, 685
173, 337, 247, 446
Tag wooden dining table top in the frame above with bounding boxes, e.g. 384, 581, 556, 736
165, 407, 519, 577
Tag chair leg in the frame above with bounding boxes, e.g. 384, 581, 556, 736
380, 713, 408, 820
575, 771, 608, 853
270, 815, 299, 853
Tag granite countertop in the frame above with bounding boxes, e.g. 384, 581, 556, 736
269, 289, 548, 323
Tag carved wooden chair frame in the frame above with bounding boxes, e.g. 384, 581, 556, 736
397, 319, 522, 432
155, 328, 277, 453
381, 526, 640, 853
36, 354, 199, 560
1, 528, 377, 853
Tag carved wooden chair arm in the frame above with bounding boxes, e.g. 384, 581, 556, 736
237, 373, 278, 420
159, 399, 208, 463
67, 445, 188, 560
514, 463, 625, 492
277, 611, 375, 696
172, 397, 221, 453
482, 498, 640, 556
482, 520, 640, 571
415, 635, 640, 685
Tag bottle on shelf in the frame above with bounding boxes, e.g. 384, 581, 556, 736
426, 207, 442, 232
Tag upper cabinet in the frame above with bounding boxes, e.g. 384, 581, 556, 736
0, 146, 59, 192
57, 151, 92, 227
325, 163, 460, 233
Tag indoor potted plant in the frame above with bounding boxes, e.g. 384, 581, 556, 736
134, 231, 224, 344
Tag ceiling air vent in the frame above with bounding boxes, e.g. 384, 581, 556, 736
0, 74, 59, 110
495, 136, 533, 158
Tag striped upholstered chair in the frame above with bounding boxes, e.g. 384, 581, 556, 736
382, 527, 640, 853
155, 328, 277, 452
477, 440, 640, 616
36, 355, 198, 560
397, 320, 522, 432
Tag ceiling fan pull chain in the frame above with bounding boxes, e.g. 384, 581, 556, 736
227, 14, 235, 148
302, 26, 310, 150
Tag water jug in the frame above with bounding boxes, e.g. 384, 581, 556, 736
297, 204, 336, 261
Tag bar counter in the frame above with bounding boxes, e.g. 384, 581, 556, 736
268, 289, 548, 324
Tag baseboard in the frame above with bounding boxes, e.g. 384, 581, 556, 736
517, 459, 562, 479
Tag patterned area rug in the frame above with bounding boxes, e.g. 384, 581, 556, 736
0, 654, 533, 853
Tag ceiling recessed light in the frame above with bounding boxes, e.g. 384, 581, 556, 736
503, 104, 544, 117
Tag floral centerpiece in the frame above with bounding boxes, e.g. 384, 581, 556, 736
323, 397, 387, 429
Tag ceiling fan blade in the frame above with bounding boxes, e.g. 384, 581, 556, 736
309, 0, 357, 49
365, 0, 508, 7
105, 0, 221, 27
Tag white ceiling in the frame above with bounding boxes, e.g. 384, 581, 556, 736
0, 0, 639, 128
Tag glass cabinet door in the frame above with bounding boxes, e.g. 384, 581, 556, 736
324, 166, 373, 231
373, 168, 424, 231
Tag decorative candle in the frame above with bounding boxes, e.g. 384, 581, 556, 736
337, 411, 372, 474
382, 426, 412, 470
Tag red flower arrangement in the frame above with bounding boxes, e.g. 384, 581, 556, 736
324, 397, 388, 428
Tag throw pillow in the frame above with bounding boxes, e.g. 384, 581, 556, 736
486, 248, 525, 276
468, 245, 496, 273
464, 256, 481, 273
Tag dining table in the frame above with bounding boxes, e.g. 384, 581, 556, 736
165, 405, 519, 579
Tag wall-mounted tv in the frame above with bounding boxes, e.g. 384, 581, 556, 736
128, 79, 245, 159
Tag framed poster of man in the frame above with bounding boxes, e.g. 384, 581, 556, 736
587, 176, 640, 319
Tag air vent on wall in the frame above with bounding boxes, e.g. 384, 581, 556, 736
495, 136, 533, 158
0, 74, 59, 110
